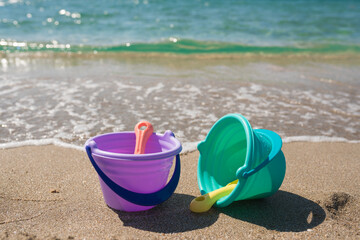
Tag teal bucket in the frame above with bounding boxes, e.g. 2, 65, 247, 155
197, 113, 286, 208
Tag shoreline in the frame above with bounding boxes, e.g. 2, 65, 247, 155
1, 142, 359, 239
1, 51, 359, 146
2, 50, 360, 63
1, 136, 360, 154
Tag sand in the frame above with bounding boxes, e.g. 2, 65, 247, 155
1, 142, 359, 239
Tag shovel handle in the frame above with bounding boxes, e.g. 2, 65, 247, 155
134, 121, 154, 154
190, 180, 238, 213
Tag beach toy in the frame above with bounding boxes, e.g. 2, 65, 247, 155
190, 180, 238, 213
192, 113, 286, 212
85, 121, 182, 212
134, 121, 153, 154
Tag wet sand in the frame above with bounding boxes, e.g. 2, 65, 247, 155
1, 142, 359, 239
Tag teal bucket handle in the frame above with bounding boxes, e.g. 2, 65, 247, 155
239, 129, 282, 179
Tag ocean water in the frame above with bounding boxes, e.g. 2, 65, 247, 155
1, 0, 360, 52
1, 0, 359, 151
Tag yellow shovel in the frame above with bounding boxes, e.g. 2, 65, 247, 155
190, 179, 238, 213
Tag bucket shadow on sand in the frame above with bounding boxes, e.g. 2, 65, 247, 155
114, 193, 219, 233
114, 191, 325, 233
219, 190, 326, 232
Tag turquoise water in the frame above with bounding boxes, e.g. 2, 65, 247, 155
1, 0, 360, 53
0, 0, 359, 149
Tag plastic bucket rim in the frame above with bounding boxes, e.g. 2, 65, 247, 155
197, 113, 255, 207
90, 152, 179, 162
85, 130, 182, 161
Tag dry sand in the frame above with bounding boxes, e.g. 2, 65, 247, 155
1, 142, 359, 239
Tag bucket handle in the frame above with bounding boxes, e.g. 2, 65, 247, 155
239, 129, 282, 179
241, 156, 270, 178
85, 145, 180, 206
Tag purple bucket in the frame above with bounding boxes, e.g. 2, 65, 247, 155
85, 130, 182, 212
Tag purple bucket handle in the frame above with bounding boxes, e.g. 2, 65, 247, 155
85, 141, 181, 206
